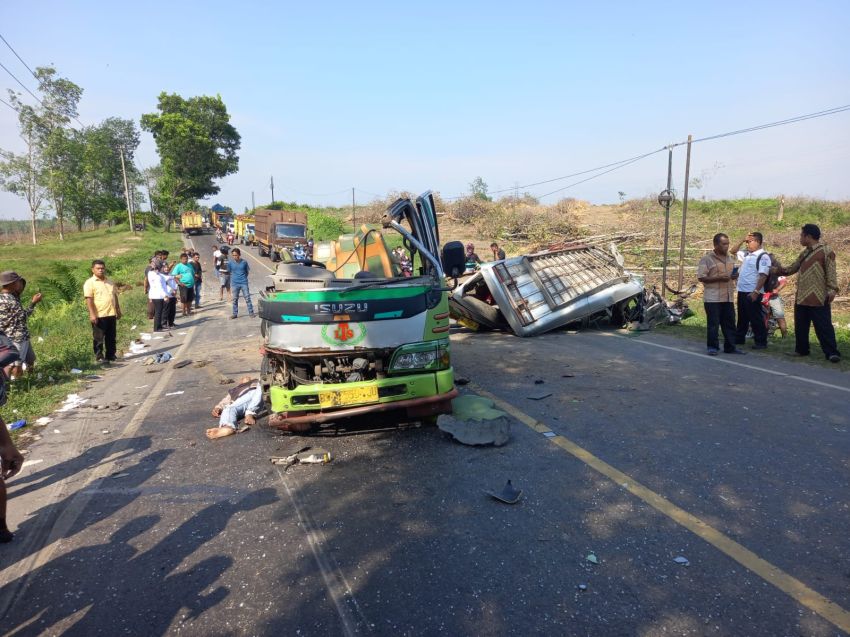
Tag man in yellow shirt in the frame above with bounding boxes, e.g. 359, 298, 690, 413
83, 259, 122, 363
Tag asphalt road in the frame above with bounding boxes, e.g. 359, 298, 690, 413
1, 231, 849, 636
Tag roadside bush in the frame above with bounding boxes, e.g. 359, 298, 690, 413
308, 210, 348, 241
448, 196, 496, 225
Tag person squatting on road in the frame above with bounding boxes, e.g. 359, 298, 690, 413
697, 234, 746, 356
780, 223, 842, 363
0, 337, 25, 542
83, 260, 121, 363
228, 248, 254, 319
0, 271, 43, 373
733, 232, 771, 350
191, 252, 203, 309
170, 253, 196, 317
206, 377, 263, 440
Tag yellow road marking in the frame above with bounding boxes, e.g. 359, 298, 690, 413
473, 384, 850, 634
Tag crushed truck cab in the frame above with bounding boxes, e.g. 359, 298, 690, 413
258, 192, 463, 432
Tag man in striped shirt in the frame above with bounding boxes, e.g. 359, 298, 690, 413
780, 224, 841, 363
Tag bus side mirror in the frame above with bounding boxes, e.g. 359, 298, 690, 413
441, 241, 465, 278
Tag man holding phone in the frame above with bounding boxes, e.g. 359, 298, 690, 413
697, 233, 744, 355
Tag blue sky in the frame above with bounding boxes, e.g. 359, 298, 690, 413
1, 0, 848, 218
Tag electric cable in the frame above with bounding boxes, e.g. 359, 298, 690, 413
0, 94, 16, 112
0, 33, 85, 128
678, 104, 850, 147
0, 59, 43, 107
536, 151, 663, 200
0, 33, 37, 79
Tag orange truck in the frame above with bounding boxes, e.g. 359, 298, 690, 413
254, 209, 308, 261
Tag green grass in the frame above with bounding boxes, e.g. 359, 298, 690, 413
660, 305, 850, 371
0, 225, 183, 438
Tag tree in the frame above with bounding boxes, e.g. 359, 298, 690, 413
0, 138, 46, 244
618, 191, 627, 204
469, 176, 490, 201
141, 93, 240, 229
0, 66, 83, 243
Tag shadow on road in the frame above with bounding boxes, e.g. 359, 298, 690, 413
1, 488, 278, 635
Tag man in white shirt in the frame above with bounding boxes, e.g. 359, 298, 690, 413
733, 232, 771, 349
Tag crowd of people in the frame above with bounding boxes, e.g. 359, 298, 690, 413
697, 224, 841, 362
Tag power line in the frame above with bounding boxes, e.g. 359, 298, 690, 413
0, 94, 16, 112
447, 102, 850, 202
0, 33, 85, 128
680, 104, 850, 147
0, 33, 37, 79
536, 151, 663, 200
0, 59, 44, 107
489, 148, 667, 196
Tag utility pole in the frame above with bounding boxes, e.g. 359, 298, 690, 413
251, 191, 255, 212
658, 146, 674, 297
144, 169, 156, 219
118, 146, 136, 235
352, 187, 356, 231
270, 176, 275, 205
677, 134, 693, 291
777, 194, 785, 221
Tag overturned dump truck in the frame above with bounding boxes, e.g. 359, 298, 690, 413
449, 244, 643, 336
259, 192, 465, 432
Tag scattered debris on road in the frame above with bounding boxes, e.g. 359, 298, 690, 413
485, 479, 523, 504
673, 556, 690, 566
173, 360, 192, 369
526, 392, 552, 401
270, 446, 332, 469
437, 394, 511, 446
57, 394, 88, 412
586, 553, 599, 564
165, 391, 184, 396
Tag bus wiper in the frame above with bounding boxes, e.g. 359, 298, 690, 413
339, 276, 430, 295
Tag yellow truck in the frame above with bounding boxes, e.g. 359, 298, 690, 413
181, 211, 204, 235
235, 215, 255, 245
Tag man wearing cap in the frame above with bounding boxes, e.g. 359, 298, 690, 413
0, 340, 24, 542
83, 260, 122, 363
0, 271, 42, 373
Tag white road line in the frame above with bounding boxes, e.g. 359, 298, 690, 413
0, 324, 201, 616
606, 332, 850, 393
276, 468, 367, 636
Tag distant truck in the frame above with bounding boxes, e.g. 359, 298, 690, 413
254, 209, 308, 261
181, 211, 204, 235
211, 211, 232, 231
234, 215, 255, 245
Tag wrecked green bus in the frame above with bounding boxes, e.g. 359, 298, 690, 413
258, 192, 465, 432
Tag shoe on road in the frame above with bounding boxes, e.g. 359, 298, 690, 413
249, 313, 256, 318
724, 349, 747, 355
707, 348, 719, 356
829, 354, 841, 363
230, 315, 237, 319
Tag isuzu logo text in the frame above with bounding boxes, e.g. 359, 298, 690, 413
315, 303, 368, 313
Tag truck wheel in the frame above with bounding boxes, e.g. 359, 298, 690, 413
270, 251, 280, 262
